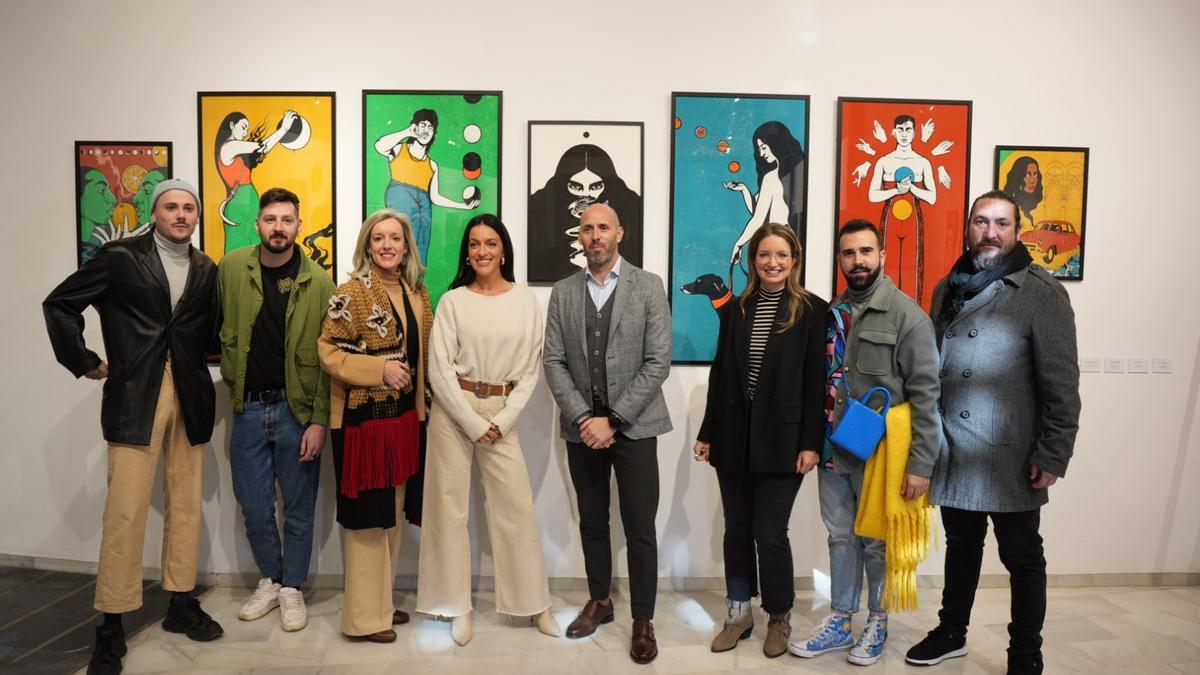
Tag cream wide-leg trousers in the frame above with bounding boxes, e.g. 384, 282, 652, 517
95, 363, 205, 613
341, 486, 406, 636
416, 393, 551, 618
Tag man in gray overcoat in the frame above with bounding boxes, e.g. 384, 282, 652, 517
905, 190, 1081, 675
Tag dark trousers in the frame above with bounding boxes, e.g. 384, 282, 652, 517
715, 469, 804, 615
566, 435, 660, 620
938, 506, 1046, 658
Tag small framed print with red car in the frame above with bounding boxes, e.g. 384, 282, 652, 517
994, 145, 1089, 281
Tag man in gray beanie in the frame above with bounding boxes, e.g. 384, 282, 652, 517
45, 178, 224, 675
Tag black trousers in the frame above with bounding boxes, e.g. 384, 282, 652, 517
938, 506, 1046, 658
566, 435, 660, 620
715, 468, 804, 615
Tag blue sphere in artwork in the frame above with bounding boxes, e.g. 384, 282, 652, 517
894, 166, 915, 184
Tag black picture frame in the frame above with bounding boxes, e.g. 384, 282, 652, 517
993, 145, 1090, 281
74, 140, 173, 268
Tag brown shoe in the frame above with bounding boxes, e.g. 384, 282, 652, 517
566, 599, 614, 638
763, 612, 790, 658
363, 629, 396, 643
630, 619, 658, 664
710, 599, 755, 652
392, 609, 409, 625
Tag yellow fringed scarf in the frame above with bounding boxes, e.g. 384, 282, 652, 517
853, 402, 935, 612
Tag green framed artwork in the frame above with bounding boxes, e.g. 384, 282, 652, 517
363, 90, 501, 305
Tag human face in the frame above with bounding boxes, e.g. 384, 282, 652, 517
256, 201, 301, 255
967, 198, 1019, 270
133, 173, 163, 224
893, 120, 915, 147
754, 234, 795, 292
368, 217, 408, 274
152, 189, 199, 244
80, 171, 117, 224
567, 167, 604, 217
231, 117, 250, 141
467, 224, 504, 279
756, 138, 776, 164
838, 229, 886, 291
1023, 162, 1040, 193
414, 119, 435, 145
578, 205, 623, 271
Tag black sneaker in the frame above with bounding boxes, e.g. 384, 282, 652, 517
162, 594, 224, 641
1008, 653, 1044, 674
87, 624, 126, 675
905, 625, 967, 666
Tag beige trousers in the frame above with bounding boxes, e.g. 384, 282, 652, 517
341, 485, 406, 636
95, 363, 205, 613
416, 393, 551, 617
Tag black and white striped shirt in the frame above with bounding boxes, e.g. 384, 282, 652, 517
746, 287, 784, 398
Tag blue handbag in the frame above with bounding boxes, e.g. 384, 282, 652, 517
830, 386, 892, 460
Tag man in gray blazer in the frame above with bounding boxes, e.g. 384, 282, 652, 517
543, 203, 672, 665
906, 190, 1080, 675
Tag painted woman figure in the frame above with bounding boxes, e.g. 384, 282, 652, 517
215, 110, 296, 252
724, 121, 806, 265
1002, 156, 1044, 227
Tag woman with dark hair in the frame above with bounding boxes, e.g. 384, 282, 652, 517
416, 214, 558, 646
724, 121, 807, 265
318, 209, 432, 643
215, 110, 295, 252
1002, 156, 1044, 226
693, 222, 827, 658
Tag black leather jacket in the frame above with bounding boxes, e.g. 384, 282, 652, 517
44, 233, 219, 445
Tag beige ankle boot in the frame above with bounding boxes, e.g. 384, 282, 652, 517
764, 612, 791, 657
711, 599, 754, 652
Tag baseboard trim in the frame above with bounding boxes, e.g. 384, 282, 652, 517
3, 553, 1197, 590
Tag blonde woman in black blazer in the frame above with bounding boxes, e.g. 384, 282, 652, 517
694, 223, 827, 658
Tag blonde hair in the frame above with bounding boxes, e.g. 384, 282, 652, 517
738, 222, 810, 333
350, 209, 425, 291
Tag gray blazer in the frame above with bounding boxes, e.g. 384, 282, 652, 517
543, 259, 673, 442
929, 263, 1081, 512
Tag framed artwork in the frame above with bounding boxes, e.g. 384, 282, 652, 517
834, 97, 972, 310
74, 141, 172, 267
527, 121, 644, 283
363, 90, 501, 305
198, 91, 336, 277
994, 145, 1089, 280
669, 92, 809, 364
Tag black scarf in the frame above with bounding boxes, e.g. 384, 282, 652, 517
939, 244, 1033, 325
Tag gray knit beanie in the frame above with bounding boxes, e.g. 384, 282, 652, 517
149, 178, 201, 214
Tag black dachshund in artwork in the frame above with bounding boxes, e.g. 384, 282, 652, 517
681, 273, 733, 310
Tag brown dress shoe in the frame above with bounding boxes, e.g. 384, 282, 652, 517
363, 629, 396, 643
392, 609, 410, 625
630, 619, 658, 664
763, 612, 791, 658
566, 599, 614, 638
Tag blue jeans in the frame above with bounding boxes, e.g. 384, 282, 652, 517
818, 463, 885, 614
229, 400, 320, 588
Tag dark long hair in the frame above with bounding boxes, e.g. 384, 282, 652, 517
214, 111, 267, 174
448, 213, 516, 290
1002, 156, 1044, 225
752, 121, 805, 187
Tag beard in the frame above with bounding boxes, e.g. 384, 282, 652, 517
970, 240, 1012, 271
262, 236, 294, 255
845, 264, 881, 291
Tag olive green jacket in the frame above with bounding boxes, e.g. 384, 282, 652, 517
217, 245, 335, 426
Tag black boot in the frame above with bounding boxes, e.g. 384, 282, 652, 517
87, 624, 126, 675
162, 594, 224, 641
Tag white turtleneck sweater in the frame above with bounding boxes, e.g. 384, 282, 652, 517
153, 230, 191, 311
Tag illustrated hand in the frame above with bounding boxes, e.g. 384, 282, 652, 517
872, 120, 887, 143
1030, 464, 1059, 489
730, 244, 744, 265
382, 360, 412, 391
795, 450, 818, 474
931, 140, 953, 156
855, 138, 876, 156
851, 161, 871, 186
938, 165, 952, 189
723, 181, 746, 192
895, 177, 912, 194
692, 440, 710, 463
281, 110, 298, 128
465, 197, 481, 209
85, 361, 109, 380
580, 416, 616, 449
921, 118, 935, 143
901, 473, 931, 500
299, 424, 326, 462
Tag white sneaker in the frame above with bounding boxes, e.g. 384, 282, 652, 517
239, 578, 281, 621
278, 587, 307, 632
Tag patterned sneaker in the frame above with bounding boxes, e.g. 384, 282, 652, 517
788, 613, 854, 658
238, 578, 282, 621
847, 614, 887, 665
278, 587, 307, 632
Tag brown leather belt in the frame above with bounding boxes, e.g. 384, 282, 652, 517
458, 377, 513, 398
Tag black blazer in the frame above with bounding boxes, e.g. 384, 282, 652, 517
697, 291, 828, 474
44, 232, 219, 446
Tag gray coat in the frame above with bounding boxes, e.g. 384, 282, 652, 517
929, 263, 1081, 512
543, 259, 673, 442
832, 276, 942, 477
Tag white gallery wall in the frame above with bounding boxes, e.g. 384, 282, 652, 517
1, 0, 1198, 586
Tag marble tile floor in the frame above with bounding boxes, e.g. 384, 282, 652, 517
71, 585, 1200, 675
